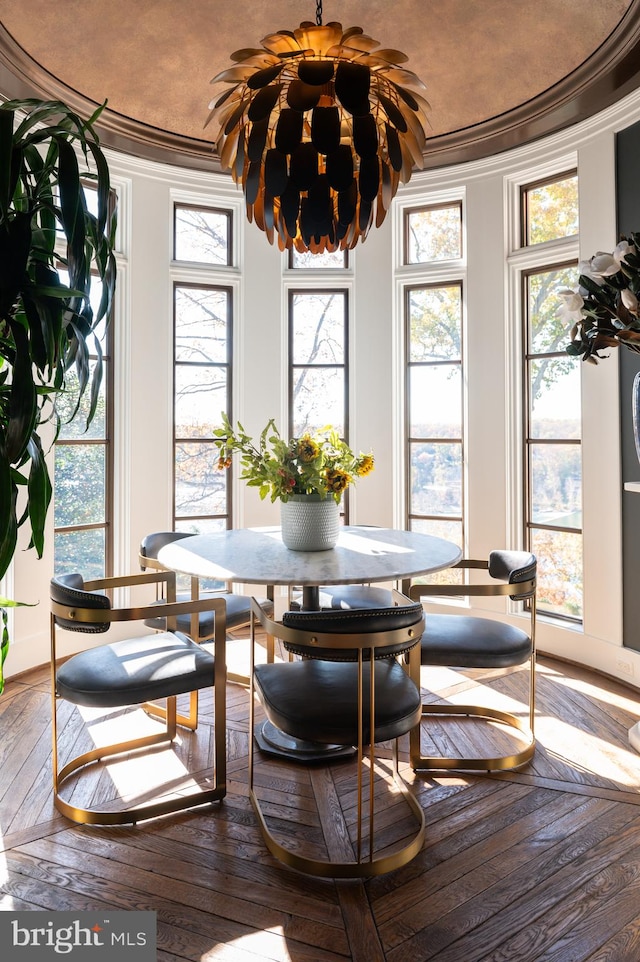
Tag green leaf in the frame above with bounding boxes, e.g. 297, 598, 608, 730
56, 137, 87, 292
26, 434, 52, 557
0, 608, 7, 696
579, 274, 608, 297
5, 319, 37, 463
0, 447, 18, 582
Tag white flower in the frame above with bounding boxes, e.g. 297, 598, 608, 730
614, 240, 636, 265
590, 252, 620, 277
578, 259, 605, 287
558, 289, 584, 321
621, 288, 639, 315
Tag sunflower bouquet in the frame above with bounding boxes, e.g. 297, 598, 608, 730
213, 413, 374, 504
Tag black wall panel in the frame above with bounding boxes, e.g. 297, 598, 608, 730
616, 121, 640, 650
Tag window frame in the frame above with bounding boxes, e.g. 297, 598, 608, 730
172, 281, 234, 531
520, 168, 578, 248
403, 200, 464, 265
173, 202, 233, 267
287, 286, 351, 521
521, 259, 583, 623
404, 280, 465, 543
53, 179, 118, 578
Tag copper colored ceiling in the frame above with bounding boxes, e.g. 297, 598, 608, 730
1, 1, 639, 171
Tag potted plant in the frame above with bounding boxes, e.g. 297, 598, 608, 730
0, 98, 117, 691
213, 413, 374, 550
561, 234, 640, 363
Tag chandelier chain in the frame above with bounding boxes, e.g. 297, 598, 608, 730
316, 1, 322, 26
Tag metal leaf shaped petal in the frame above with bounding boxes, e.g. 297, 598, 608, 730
371, 49, 409, 65
289, 141, 319, 190
326, 144, 354, 191
210, 64, 256, 85
261, 31, 302, 54
275, 108, 304, 153
311, 106, 341, 154
385, 123, 403, 172
224, 99, 249, 136
247, 117, 269, 162
396, 85, 420, 112
382, 67, 429, 91
294, 24, 343, 54
378, 93, 408, 132
281, 181, 300, 236
353, 114, 378, 158
358, 197, 373, 232
245, 160, 262, 205
335, 61, 371, 115
247, 63, 284, 90
264, 148, 289, 197
340, 34, 380, 53
298, 60, 335, 86
247, 83, 283, 122
358, 155, 380, 202
338, 184, 357, 227
230, 47, 269, 62
287, 80, 322, 111
380, 161, 394, 208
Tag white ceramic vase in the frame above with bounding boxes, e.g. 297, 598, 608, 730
280, 494, 340, 551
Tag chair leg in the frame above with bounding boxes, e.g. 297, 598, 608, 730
52, 693, 226, 826
143, 689, 199, 730
248, 751, 425, 879
248, 644, 425, 878
409, 657, 536, 773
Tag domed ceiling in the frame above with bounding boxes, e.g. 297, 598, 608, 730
1, 0, 639, 170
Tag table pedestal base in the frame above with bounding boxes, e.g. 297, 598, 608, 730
254, 721, 356, 763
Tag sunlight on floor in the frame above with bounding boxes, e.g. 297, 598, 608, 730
535, 711, 640, 789
75, 705, 206, 803
546, 665, 640, 716
200, 926, 292, 961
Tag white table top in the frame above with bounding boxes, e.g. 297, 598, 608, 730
158, 526, 461, 588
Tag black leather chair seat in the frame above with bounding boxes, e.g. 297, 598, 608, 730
56, 631, 215, 709
291, 585, 393, 611
145, 591, 273, 634
254, 658, 421, 745
422, 613, 531, 669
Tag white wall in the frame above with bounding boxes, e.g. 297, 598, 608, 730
6, 86, 640, 690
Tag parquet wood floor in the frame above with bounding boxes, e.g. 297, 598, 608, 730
3, 640, 640, 961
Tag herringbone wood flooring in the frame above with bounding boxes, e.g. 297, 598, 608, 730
3, 637, 640, 961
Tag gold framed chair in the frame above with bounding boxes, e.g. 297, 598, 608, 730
50, 570, 227, 825
139, 530, 274, 638
139, 530, 274, 686
249, 593, 426, 878
409, 549, 536, 772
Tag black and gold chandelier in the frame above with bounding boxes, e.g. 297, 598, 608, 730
206, 2, 430, 254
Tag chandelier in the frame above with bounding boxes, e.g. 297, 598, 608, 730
206, 1, 430, 254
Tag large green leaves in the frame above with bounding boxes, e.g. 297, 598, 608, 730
0, 98, 116, 630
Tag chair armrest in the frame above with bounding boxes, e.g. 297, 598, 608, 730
410, 580, 533, 601
84, 570, 178, 594
51, 582, 228, 633
409, 556, 534, 602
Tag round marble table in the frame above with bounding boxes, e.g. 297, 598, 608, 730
159, 525, 461, 761
158, 525, 462, 610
